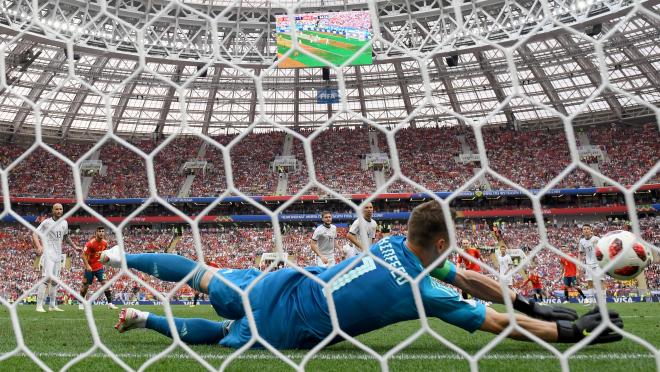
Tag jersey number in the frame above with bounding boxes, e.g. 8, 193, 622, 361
331, 256, 377, 293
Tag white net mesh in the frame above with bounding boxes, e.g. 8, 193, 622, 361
0, 0, 659, 370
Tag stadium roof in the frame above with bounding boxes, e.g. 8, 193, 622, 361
0, 0, 658, 140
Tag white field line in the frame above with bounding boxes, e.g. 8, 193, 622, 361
7, 352, 656, 361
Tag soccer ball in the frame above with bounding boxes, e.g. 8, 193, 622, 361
595, 230, 653, 280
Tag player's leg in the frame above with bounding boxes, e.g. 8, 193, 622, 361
584, 279, 593, 305
562, 277, 570, 303
575, 285, 586, 300
101, 250, 208, 294
585, 268, 598, 304
114, 308, 231, 345
48, 259, 63, 311
567, 277, 586, 300
585, 264, 604, 304
327, 253, 336, 267
36, 254, 54, 313
97, 269, 118, 309
102, 248, 248, 319
79, 272, 92, 310
36, 257, 49, 312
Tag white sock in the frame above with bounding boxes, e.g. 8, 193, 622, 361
136, 310, 148, 328
36, 284, 46, 308
49, 285, 58, 308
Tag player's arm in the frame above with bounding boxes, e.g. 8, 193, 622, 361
452, 265, 517, 304
346, 232, 364, 252
31, 229, 44, 255
576, 242, 585, 262
480, 307, 623, 344
82, 248, 93, 272
431, 261, 577, 321
310, 239, 327, 265
65, 234, 79, 251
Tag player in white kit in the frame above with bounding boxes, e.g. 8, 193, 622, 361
577, 224, 600, 304
497, 246, 514, 286
310, 211, 340, 267
32, 204, 79, 312
344, 202, 378, 258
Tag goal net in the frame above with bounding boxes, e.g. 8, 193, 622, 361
0, 0, 658, 370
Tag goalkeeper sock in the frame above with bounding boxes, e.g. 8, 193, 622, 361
105, 290, 113, 303
48, 285, 58, 307
564, 289, 569, 300
125, 254, 207, 292
36, 283, 46, 307
577, 289, 586, 299
146, 314, 226, 344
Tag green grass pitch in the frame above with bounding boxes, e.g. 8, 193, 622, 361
1, 303, 658, 371
277, 30, 372, 68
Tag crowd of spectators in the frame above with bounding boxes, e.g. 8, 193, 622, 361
0, 123, 656, 198
188, 134, 233, 197
228, 131, 284, 195
0, 215, 658, 304
387, 126, 474, 192
151, 136, 202, 197
1, 142, 93, 198
87, 142, 151, 199
480, 127, 594, 190
586, 123, 659, 186
287, 127, 380, 194
325, 12, 372, 32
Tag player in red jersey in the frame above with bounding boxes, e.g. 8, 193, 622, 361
522, 268, 545, 302
458, 239, 482, 272
560, 246, 586, 303
457, 239, 482, 299
79, 227, 118, 310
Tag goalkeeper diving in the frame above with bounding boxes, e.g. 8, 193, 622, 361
103, 201, 623, 348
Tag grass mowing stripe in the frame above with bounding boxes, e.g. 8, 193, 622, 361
16, 352, 657, 361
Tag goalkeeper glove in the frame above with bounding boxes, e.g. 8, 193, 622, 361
513, 294, 578, 321
556, 307, 623, 344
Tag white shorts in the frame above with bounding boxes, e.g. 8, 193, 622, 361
316, 254, 336, 268
499, 274, 513, 286
40, 255, 62, 280
342, 245, 360, 259
585, 264, 600, 282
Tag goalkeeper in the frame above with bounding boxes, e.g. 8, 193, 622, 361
105, 201, 623, 348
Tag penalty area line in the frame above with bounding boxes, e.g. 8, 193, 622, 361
24, 352, 657, 361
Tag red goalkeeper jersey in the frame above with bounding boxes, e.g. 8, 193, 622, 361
84, 238, 108, 272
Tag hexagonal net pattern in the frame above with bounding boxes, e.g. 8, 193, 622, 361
0, 0, 658, 371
